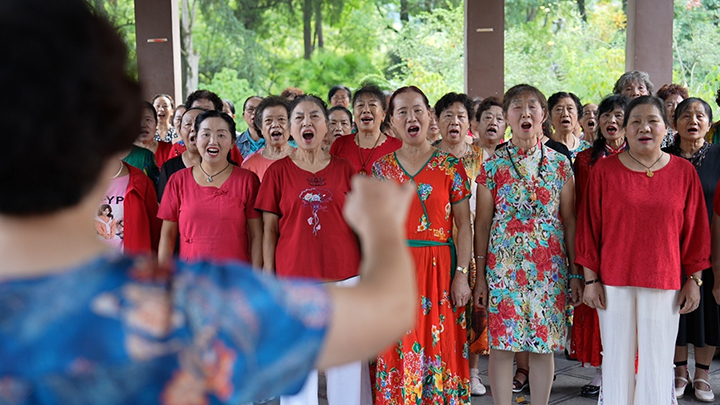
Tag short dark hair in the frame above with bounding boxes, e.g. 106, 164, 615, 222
352, 83, 388, 113
223, 99, 236, 115
623, 95, 668, 127
388, 86, 430, 116
548, 91, 583, 119
433, 92, 474, 120
243, 96, 263, 112
328, 85, 352, 102
281, 87, 305, 100
194, 110, 237, 142
288, 94, 328, 120
328, 106, 353, 125
656, 84, 689, 102
151, 94, 174, 108
590, 94, 630, 164
673, 97, 713, 128
253, 95, 289, 134
184, 90, 224, 111
0, 0, 141, 215
475, 97, 502, 122
503, 84, 547, 113
143, 101, 158, 124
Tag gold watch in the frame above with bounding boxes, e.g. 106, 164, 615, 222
689, 275, 703, 287
456, 266, 468, 275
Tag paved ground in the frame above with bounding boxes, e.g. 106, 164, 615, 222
264, 349, 720, 404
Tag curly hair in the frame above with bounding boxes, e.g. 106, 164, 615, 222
253, 95, 289, 134
612, 71, 654, 95
0, 0, 141, 215
655, 84, 689, 101
433, 92, 474, 121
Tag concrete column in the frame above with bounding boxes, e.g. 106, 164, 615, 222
625, 0, 674, 89
134, 0, 182, 103
465, 0, 504, 99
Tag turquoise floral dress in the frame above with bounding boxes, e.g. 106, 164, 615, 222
476, 142, 573, 353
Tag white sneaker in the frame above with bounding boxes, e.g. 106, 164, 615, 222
470, 370, 486, 396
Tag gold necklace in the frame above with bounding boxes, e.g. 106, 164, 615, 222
199, 162, 231, 183
627, 151, 664, 177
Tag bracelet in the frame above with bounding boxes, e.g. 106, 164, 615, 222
585, 279, 601, 285
569, 274, 585, 281
475, 255, 485, 260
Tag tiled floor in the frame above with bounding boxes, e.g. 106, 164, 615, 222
267, 350, 720, 404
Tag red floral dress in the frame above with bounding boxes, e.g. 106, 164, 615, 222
477, 142, 573, 353
372, 150, 471, 405
570, 142, 626, 366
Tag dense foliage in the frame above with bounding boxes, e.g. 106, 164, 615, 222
92, 0, 720, 130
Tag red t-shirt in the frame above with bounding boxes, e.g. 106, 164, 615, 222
330, 134, 402, 174
255, 156, 360, 281
240, 149, 275, 182
158, 166, 261, 263
155, 141, 173, 170
575, 154, 710, 290
166, 144, 244, 167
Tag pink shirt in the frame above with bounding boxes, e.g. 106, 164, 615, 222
158, 167, 261, 263
241, 149, 276, 182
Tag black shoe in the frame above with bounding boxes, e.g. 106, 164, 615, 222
580, 384, 600, 397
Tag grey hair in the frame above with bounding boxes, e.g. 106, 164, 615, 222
612, 70, 654, 95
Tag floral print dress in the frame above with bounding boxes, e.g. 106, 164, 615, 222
372, 149, 471, 405
477, 142, 573, 353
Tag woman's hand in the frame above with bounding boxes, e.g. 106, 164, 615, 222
569, 278, 584, 306
473, 278, 488, 309
678, 278, 701, 314
583, 282, 605, 310
451, 273, 471, 307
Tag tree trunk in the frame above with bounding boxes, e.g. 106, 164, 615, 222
315, 0, 323, 50
577, 0, 587, 22
400, 0, 409, 23
303, 0, 313, 59
181, 0, 199, 99
526, 5, 537, 22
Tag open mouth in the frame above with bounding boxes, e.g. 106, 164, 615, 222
270, 130, 283, 140
302, 129, 315, 141
561, 118, 571, 126
521, 122, 532, 131
588, 121, 596, 129
606, 125, 617, 136
687, 126, 699, 135
638, 136, 653, 143
360, 116, 374, 125
158, 113, 166, 120
206, 147, 220, 157
448, 129, 461, 138
407, 125, 420, 136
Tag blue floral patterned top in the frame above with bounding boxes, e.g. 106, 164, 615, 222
0, 254, 330, 404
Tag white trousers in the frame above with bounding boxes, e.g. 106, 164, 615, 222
280, 276, 372, 405
597, 285, 679, 405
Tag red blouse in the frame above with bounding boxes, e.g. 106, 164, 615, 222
154, 141, 173, 170
575, 154, 710, 290
330, 134, 402, 174
255, 156, 360, 281
157, 166, 261, 263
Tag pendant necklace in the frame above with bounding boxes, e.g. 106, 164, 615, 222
506, 140, 544, 203
357, 133, 382, 175
626, 151, 663, 178
199, 162, 231, 183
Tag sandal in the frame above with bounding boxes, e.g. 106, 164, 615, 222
694, 378, 715, 402
674, 375, 689, 399
512, 368, 529, 393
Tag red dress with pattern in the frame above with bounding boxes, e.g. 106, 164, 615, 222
372, 150, 472, 405
570, 143, 625, 367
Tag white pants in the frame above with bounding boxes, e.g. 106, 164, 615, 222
280, 276, 372, 405
597, 286, 679, 405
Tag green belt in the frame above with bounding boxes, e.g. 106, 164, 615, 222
406, 237, 458, 280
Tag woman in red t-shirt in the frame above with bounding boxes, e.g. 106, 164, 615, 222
158, 110, 262, 267
576, 95, 710, 404
330, 83, 402, 175
255, 95, 366, 405
136, 102, 173, 169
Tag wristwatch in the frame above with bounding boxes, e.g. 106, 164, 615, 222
456, 266, 468, 275
689, 275, 703, 287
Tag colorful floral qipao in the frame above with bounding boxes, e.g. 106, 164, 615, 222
477, 142, 573, 353
372, 150, 471, 405
0, 255, 330, 404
